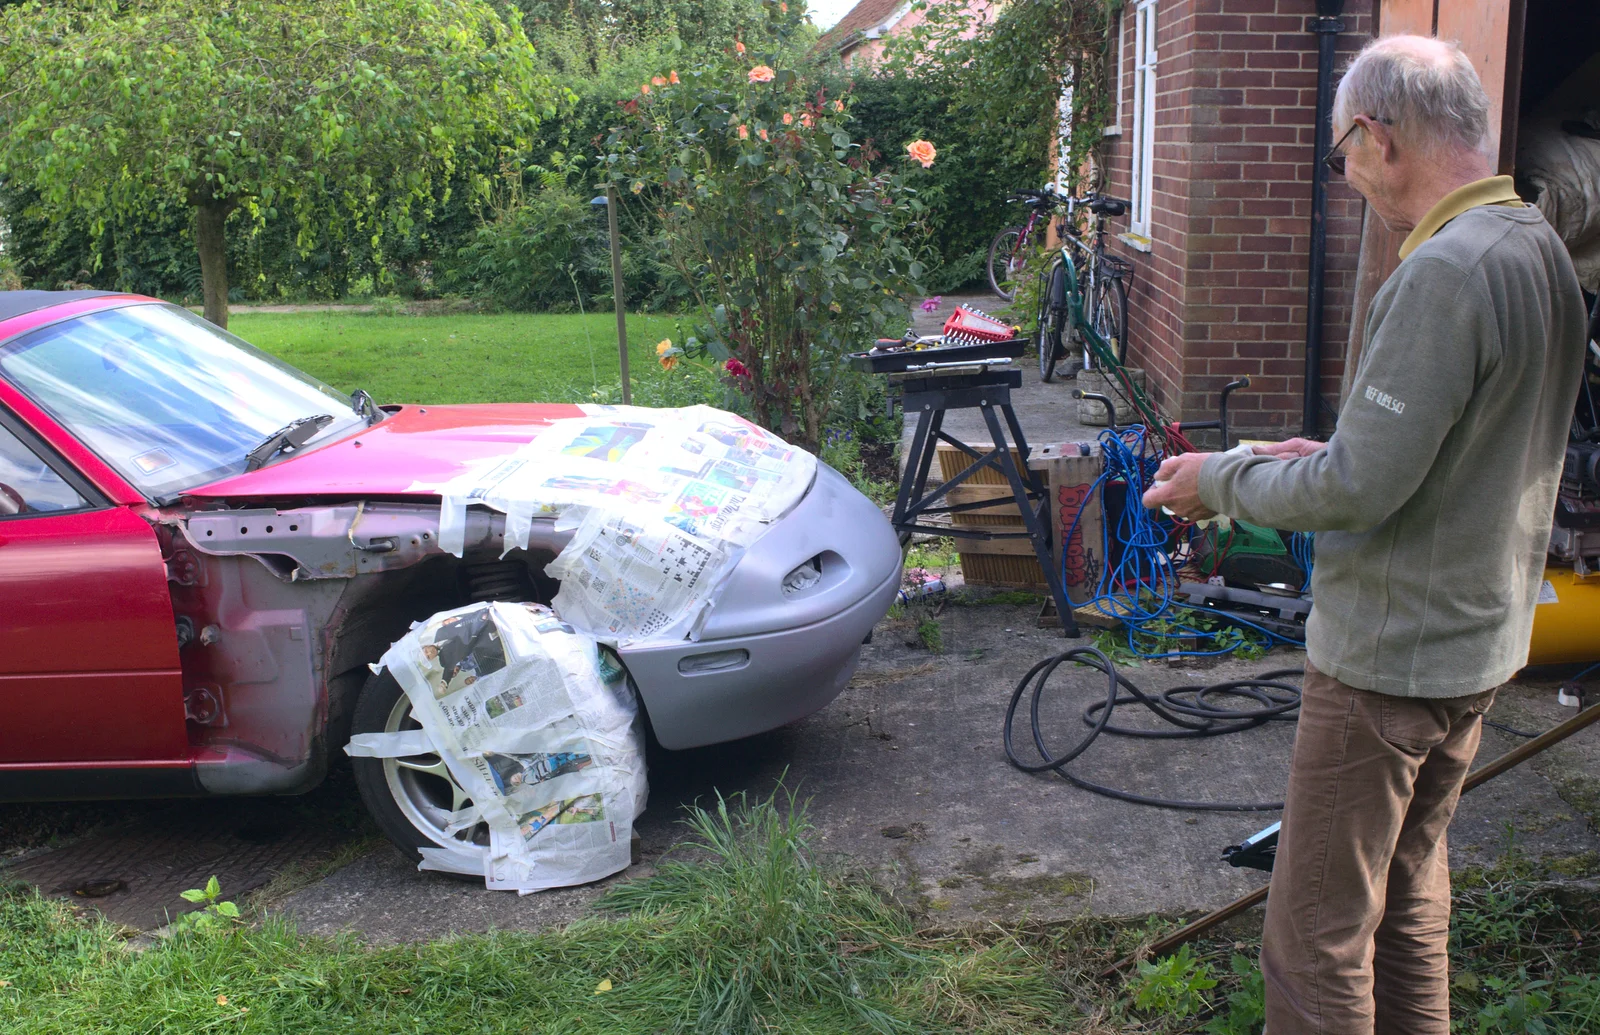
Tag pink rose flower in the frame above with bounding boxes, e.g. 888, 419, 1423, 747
737, 124, 749, 140
748, 65, 775, 84
906, 139, 937, 168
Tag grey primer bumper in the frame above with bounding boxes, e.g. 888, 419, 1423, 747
620, 464, 902, 749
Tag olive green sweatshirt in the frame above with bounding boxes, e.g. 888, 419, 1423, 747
1199, 188, 1587, 697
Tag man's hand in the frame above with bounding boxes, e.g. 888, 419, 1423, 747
1141, 452, 1216, 521
1252, 437, 1327, 459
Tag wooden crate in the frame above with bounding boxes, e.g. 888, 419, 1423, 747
932, 443, 1105, 595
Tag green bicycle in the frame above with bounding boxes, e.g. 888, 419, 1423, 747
1033, 191, 1133, 383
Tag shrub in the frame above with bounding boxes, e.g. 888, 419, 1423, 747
604, 2, 927, 451
446, 179, 601, 312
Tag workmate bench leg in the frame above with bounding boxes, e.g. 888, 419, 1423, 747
893, 407, 936, 532
981, 403, 1080, 638
897, 408, 944, 532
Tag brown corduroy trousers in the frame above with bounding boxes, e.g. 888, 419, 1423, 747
1261, 663, 1496, 1035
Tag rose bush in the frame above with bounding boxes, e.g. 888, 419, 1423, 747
602, 1, 928, 451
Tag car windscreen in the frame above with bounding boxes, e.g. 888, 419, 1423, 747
0, 303, 365, 500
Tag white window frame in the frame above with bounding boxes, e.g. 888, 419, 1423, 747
1129, 0, 1158, 240
1103, 10, 1126, 137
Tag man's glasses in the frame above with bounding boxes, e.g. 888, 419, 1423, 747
1323, 115, 1393, 176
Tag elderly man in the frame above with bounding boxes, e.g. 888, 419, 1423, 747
1143, 35, 1586, 1035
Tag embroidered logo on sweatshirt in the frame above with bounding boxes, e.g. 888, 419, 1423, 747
1364, 385, 1405, 415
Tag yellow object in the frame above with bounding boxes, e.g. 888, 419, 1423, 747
1527, 565, 1600, 665
1398, 174, 1524, 259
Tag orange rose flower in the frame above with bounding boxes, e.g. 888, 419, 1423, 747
735, 40, 745, 54
737, 124, 749, 140
660, 353, 678, 371
800, 113, 815, 128
834, 99, 845, 111
640, 83, 651, 95
651, 76, 665, 87
906, 139, 937, 168
669, 70, 679, 84
758, 127, 769, 141
748, 65, 775, 83
782, 112, 794, 125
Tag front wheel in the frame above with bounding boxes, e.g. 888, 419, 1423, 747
987, 227, 1025, 300
1036, 265, 1066, 382
1091, 276, 1130, 369
349, 667, 488, 867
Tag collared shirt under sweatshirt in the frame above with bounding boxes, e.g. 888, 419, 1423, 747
1198, 176, 1588, 697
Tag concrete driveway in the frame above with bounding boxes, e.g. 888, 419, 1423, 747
276, 602, 1600, 944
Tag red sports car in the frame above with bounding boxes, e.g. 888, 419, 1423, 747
0, 291, 899, 856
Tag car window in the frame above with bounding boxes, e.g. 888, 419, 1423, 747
0, 303, 364, 500
0, 420, 87, 517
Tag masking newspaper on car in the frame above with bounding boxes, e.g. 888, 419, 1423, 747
425, 405, 817, 645
347, 600, 647, 892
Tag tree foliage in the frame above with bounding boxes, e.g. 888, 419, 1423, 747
0, 0, 559, 325
881, 0, 1122, 192
604, 2, 927, 450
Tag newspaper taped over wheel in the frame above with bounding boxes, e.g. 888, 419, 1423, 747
347, 600, 647, 891
417, 405, 817, 645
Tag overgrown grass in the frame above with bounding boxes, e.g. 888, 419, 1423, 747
6, 794, 1598, 1034
230, 310, 687, 407
0, 793, 1070, 1034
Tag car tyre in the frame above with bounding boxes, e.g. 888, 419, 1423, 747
349, 666, 486, 873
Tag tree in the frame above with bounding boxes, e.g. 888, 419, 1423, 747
0, 0, 560, 326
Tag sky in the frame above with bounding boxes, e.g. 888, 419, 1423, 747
806, 0, 859, 32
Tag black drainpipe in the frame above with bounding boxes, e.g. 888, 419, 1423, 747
1303, 0, 1345, 438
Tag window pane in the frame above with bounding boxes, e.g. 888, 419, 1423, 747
0, 303, 364, 500
0, 420, 86, 516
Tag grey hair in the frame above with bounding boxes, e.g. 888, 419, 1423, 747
1333, 35, 1490, 155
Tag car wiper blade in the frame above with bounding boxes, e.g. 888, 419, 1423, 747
244, 414, 335, 471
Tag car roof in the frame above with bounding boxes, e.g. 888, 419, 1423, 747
0, 290, 120, 324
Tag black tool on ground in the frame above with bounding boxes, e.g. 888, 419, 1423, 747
884, 355, 1080, 637
1177, 582, 1312, 642
1102, 697, 1600, 979
1003, 646, 1302, 810
1221, 821, 1280, 872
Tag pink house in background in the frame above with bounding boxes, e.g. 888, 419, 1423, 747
816, 0, 994, 68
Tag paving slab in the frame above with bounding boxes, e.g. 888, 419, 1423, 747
2, 774, 362, 930
278, 604, 1600, 944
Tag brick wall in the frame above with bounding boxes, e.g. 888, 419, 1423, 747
1096, 0, 1375, 440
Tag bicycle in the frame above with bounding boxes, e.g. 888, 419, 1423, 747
1032, 191, 1133, 384
986, 185, 1061, 302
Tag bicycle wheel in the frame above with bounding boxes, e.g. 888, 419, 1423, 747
1092, 275, 1130, 368
1036, 263, 1065, 382
988, 227, 1025, 300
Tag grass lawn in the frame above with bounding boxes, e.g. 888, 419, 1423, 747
229, 310, 687, 407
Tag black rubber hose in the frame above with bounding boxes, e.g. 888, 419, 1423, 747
1003, 648, 1303, 812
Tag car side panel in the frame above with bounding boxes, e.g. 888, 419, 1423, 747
0, 506, 187, 762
